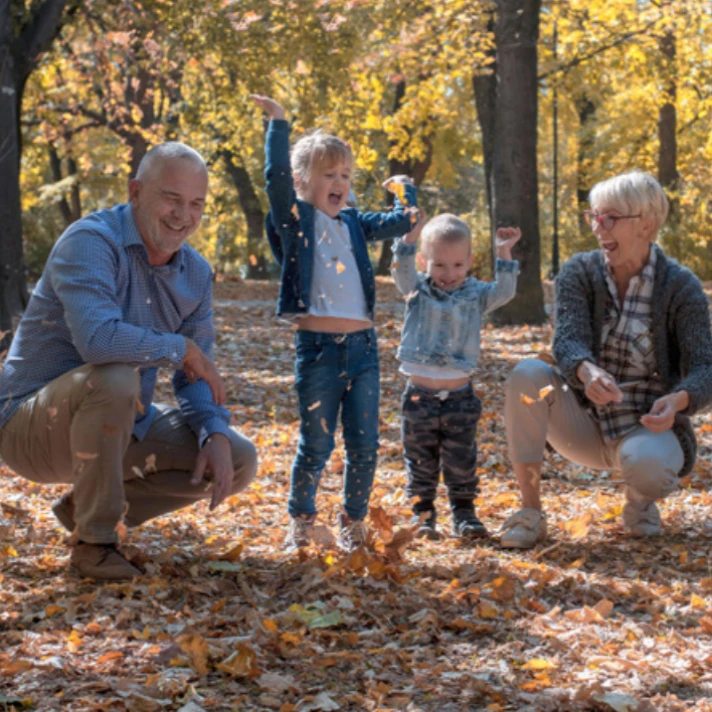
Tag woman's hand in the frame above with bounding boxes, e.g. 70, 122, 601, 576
640, 391, 689, 433
577, 361, 623, 406
250, 94, 286, 121
495, 227, 522, 260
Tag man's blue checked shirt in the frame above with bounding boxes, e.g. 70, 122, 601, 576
0, 204, 231, 445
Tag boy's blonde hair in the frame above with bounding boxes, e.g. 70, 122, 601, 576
291, 130, 353, 189
421, 214, 472, 254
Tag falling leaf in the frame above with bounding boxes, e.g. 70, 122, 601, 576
308, 400, 321, 411
520, 393, 536, 405
249, 254, 258, 266
291, 203, 300, 220
335, 262, 346, 274
538, 385, 554, 399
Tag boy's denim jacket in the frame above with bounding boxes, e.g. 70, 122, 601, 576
391, 238, 519, 372
264, 119, 417, 320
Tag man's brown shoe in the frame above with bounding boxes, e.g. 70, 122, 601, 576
70, 542, 142, 580
52, 492, 76, 533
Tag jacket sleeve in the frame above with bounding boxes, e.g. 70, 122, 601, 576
552, 256, 597, 389
391, 238, 419, 295
479, 259, 519, 314
357, 184, 418, 243
264, 119, 298, 247
172, 275, 232, 446
670, 273, 712, 415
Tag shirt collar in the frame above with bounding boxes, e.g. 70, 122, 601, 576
125, 204, 186, 272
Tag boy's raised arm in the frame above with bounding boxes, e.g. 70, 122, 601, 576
391, 208, 426, 295
481, 227, 521, 314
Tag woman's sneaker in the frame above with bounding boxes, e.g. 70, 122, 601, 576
411, 509, 440, 540
499, 508, 547, 548
336, 512, 367, 552
285, 514, 316, 551
451, 508, 489, 539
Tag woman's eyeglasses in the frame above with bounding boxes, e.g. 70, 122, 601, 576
584, 211, 641, 232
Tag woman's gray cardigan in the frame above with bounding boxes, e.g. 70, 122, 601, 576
553, 244, 712, 477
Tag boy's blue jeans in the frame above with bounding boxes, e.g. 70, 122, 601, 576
289, 328, 379, 521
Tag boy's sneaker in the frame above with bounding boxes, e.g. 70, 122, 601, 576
622, 500, 661, 537
336, 512, 367, 552
500, 508, 547, 548
285, 514, 316, 551
451, 508, 489, 539
410, 509, 440, 540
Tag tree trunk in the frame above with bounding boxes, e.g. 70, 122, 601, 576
472, 14, 497, 250
490, 0, 546, 325
222, 151, 270, 279
49, 143, 82, 226
576, 95, 596, 236
657, 6, 679, 259
0, 0, 77, 339
0, 45, 28, 336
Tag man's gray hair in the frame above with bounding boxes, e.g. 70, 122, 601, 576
589, 171, 669, 236
135, 142, 207, 180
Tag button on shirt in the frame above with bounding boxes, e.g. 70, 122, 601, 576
596, 247, 664, 440
0, 204, 231, 445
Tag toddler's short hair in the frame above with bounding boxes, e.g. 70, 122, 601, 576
291, 130, 353, 186
421, 214, 472, 253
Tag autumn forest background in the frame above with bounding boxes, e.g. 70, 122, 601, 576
2, 1, 712, 711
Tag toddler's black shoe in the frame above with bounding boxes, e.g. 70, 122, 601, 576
411, 509, 440, 541
451, 508, 489, 539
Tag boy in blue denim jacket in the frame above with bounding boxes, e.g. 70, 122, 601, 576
391, 214, 520, 540
252, 95, 418, 551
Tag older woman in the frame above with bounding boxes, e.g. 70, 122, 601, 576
501, 171, 712, 548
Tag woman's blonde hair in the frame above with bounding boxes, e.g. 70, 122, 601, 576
291, 130, 353, 189
589, 171, 669, 236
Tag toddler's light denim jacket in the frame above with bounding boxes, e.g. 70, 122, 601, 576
391, 238, 519, 372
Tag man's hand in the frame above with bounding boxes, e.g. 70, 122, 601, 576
495, 227, 522, 260
250, 94, 286, 120
190, 433, 234, 511
403, 208, 427, 244
183, 337, 227, 406
576, 361, 623, 406
641, 391, 689, 433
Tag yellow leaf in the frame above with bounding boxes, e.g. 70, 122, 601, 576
217, 644, 259, 678
263, 618, 279, 633
522, 658, 556, 671
691, 593, 706, 609
477, 600, 499, 619
520, 393, 536, 405
336, 261, 346, 274
45, 605, 65, 618
562, 513, 593, 539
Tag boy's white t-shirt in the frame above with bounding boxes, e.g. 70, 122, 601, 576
307, 210, 369, 321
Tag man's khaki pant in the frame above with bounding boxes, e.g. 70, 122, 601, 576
0, 364, 258, 543
505, 359, 683, 504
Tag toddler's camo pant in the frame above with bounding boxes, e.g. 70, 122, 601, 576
401, 382, 482, 511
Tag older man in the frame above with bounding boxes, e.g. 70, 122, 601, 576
0, 143, 257, 579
